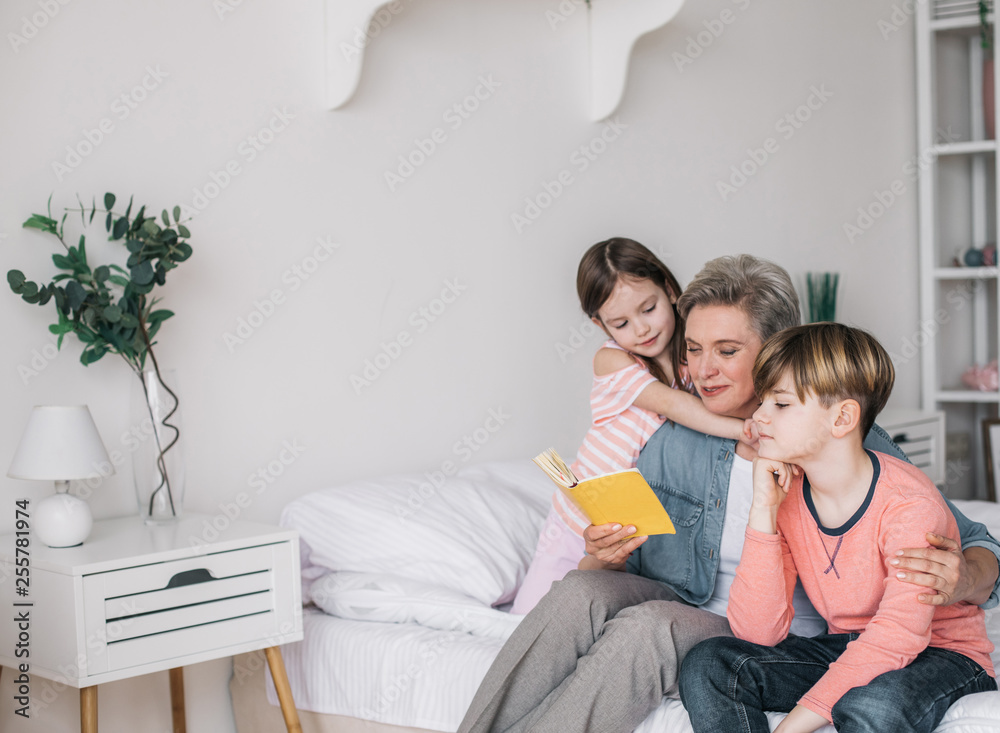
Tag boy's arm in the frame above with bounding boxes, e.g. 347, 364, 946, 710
893, 498, 1000, 609
797, 497, 944, 723
727, 459, 798, 644
865, 427, 1000, 608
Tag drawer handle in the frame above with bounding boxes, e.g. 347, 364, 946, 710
891, 432, 908, 444
166, 568, 216, 589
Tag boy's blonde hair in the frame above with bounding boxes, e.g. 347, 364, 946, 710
752, 322, 894, 437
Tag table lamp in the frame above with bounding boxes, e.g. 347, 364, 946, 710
7, 405, 112, 547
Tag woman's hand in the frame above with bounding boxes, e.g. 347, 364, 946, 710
748, 457, 795, 534
580, 522, 647, 571
892, 534, 999, 607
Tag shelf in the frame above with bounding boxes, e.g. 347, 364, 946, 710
934, 140, 998, 155
930, 13, 993, 32
933, 266, 1000, 279
935, 389, 1000, 403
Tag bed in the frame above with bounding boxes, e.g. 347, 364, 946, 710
229, 459, 1000, 733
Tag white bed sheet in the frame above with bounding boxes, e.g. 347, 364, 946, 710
270, 499, 1000, 732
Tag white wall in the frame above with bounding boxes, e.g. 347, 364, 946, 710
0, 0, 923, 730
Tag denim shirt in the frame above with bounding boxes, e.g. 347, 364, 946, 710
630, 421, 1000, 610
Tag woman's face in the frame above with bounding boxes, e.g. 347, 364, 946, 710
684, 304, 763, 419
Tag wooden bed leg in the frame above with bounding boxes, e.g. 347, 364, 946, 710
80, 685, 98, 733
169, 667, 186, 733
264, 646, 303, 733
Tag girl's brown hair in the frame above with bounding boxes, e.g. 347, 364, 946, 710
576, 237, 686, 388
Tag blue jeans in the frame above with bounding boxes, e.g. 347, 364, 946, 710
678, 634, 997, 733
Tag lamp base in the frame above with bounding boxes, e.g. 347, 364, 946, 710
34, 493, 93, 548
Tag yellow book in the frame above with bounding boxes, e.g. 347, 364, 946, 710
532, 448, 675, 537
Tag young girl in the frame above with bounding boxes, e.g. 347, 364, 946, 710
511, 238, 750, 614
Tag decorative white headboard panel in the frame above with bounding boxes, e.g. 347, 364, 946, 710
323, 0, 687, 120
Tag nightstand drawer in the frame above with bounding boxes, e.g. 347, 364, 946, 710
82, 541, 295, 676
107, 606, 278, 672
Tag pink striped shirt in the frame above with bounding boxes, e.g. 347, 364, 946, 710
553, 341, 669, 535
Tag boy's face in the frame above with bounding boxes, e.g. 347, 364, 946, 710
752, 373, 840, 464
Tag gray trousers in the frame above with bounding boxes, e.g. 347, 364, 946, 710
458, 569, 733, 733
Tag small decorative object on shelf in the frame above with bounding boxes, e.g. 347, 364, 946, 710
953, 242, 998, 267
805, 272, 839, 323
962, 359, 1000, 391
7, 193, 193, 524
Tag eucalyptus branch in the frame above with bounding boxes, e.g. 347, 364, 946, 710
8, 192, 193, 519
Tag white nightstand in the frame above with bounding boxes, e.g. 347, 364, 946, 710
878, 408, 947, 486
0, 513, 304, 733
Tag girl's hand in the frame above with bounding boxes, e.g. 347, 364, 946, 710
740, 418, 759, 449
581, 522, 648, 570
749, 457, 796, 534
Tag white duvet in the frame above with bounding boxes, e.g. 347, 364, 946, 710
272, 460, 1000, 732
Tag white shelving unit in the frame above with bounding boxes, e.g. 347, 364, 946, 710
916, 3, 1000, 498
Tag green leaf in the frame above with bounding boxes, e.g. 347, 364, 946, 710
52, 253, 72, 269
7, 270, 25, 290
105, 211, 113, 232
147, 309, 174, 325
162, 209, 170, 227
119, 312, 138, 328
108, 275, 130, 287
78, 234, 86, 263
76, 328, 96, 344
112, 217, 129, 240
154, 265, 166, 286
103, 304, 122, 323
130, 260, 154, 285
177, 224, 190, 238
90, 195, 96, 224
173, 242, 193, 262
173, 205, 181, 222
141, 219, 160, 237
124, 195, 133, 220
76, 194, 86, 226
36, 288, 52, 306
23, 214, 58, 233
65, 280, 87, 311
126, 239, 144, 253
81, 345, 108, 365
19, 282, 38, 298
93, 265, 110, 282
104, 193, 116, 210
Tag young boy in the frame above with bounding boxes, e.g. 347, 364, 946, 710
678, 323, 996, 733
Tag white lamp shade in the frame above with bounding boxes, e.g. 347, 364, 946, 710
8, 406, 112, 481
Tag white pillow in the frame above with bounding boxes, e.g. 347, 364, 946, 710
281, 459, 552, 606
310, 571, 523, 641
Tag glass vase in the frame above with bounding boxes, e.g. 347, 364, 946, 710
130, 368, 185, 524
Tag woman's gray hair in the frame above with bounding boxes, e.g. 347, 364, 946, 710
677, 255, 801, 342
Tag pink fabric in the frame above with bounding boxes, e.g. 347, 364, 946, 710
552, 341, 665, 536
513, 342, 672, 615
510, 507, 586, 615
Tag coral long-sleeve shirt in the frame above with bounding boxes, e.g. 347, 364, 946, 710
727, 451, 995, 722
